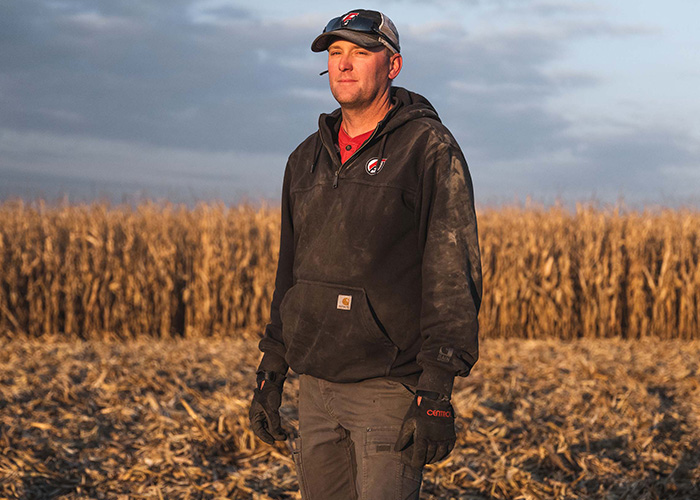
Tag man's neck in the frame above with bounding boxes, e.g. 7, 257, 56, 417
340, 91, 393, 137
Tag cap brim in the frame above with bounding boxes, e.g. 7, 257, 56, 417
311, 30, 384, 52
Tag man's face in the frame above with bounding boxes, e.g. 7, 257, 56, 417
327, 39, 401, 110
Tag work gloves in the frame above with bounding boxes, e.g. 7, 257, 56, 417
249, 371, 287, 445
395, 390, 456, 469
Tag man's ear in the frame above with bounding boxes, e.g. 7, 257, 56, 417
389, 53, 403, 80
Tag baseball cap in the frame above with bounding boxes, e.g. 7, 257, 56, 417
311, 9, 401, 54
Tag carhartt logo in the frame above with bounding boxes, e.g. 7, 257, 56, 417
341, 13, 359, 25
437, 346, 454, 363
366, 157, 386, 175
426, 409, 452, 418
337, 294, 352, 310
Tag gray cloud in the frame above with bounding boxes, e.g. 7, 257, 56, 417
400, 23, 577, 164
392, 7, 698, 206
0, 0, 697, 206
1, 0, 329, 156
0, 128, 286, 204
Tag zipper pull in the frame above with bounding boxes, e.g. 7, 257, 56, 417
333, 170, 339, 189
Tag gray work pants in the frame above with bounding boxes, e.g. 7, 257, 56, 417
292, 374, 423, 500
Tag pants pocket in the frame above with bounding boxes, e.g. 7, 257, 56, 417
291, 437, 311, 499
362, 426, 422, 500
398, 462, 423, 500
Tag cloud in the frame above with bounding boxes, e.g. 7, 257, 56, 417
401, 21, 576, 163
393, 4, 697, 205
0, 128, 286, 203
0, 0, 696, 206
1, 0, 330, 156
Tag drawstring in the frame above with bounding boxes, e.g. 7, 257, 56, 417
378, 133, 388, 165
310, 134, 322, 173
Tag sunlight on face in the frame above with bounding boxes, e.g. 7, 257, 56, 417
327, 39, 401, 110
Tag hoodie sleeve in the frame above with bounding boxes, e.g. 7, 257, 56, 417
256, 161, 294, 375
415, 136, 482, 397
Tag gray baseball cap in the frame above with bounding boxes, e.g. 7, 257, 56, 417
311, 9, 401, 54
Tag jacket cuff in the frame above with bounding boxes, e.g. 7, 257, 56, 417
257, 351, 289, 375
416, 366, 456, 398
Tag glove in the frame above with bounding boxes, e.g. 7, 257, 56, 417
248, 371, 288, 445
394, 390, 456, 469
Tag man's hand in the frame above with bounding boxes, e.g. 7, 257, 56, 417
248, 371, 288, 445
394, 390, 456, 469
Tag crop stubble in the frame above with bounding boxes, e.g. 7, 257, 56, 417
0, 336, 698, 499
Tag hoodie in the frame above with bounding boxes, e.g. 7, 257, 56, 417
257, 86, 482, 397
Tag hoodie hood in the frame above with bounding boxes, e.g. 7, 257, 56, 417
382, 87, 441, 134
317, 87, 441, 163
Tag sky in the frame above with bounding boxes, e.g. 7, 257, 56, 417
1, 0, 699, 208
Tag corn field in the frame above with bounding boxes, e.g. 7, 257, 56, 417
1, 200, 699, 499
0, 200, 699, 339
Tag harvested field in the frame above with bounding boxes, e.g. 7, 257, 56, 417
1, 337, 698, 499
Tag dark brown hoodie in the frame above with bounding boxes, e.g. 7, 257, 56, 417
257, 87, 482, 397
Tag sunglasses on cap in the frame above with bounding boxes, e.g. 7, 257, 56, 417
323, 13, 400, 54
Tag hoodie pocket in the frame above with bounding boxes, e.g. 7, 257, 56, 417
280, 279, 398, 382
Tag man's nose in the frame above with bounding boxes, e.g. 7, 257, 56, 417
338, 54, 352, 71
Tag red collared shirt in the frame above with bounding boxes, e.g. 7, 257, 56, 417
338, 125, 373, 164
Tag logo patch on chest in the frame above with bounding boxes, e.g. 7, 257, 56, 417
337, 294, 352, 310
365, 157, 386, 175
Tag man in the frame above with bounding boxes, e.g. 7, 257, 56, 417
249, 9, 482, 500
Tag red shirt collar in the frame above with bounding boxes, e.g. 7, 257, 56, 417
338, 125, 373, 164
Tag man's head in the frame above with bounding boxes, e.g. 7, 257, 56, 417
313, 10, 403, 111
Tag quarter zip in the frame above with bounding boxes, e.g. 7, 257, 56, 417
320, 103, 400, 189
332, 127, 380, 189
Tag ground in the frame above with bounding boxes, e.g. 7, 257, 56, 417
1, 336, 698, 499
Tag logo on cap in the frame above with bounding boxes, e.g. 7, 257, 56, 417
341, 12, 359, 25
366, 158, 386, 175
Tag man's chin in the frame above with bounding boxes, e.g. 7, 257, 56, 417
330, 87, 361, 103
331, 94, 366, 110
